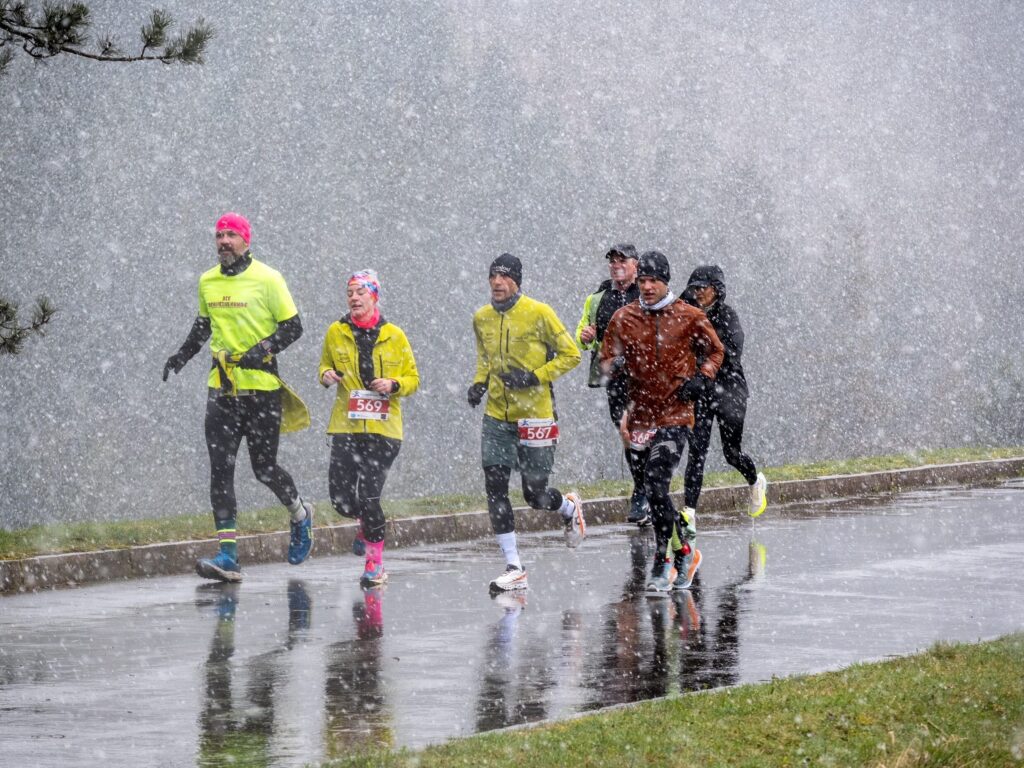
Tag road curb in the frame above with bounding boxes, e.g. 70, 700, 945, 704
3, 457, 1023, 594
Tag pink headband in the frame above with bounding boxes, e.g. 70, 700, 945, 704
215, 212, 251, 245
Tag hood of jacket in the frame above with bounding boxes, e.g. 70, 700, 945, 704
683, 264, 727, 304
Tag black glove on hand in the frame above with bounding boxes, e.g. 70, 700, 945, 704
237, 341, 272, 369
676, 373, 710, 402
162, 353, 187, 382
498, 367, 540, 389
467, 382, 488, 408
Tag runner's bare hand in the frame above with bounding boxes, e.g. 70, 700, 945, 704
369, 378, 396, 395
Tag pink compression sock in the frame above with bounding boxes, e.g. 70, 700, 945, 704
365, 539, 384, 568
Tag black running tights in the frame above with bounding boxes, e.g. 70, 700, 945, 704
205, 390, 299, 525
684, 396, 757, 509
329, 433, 401, 543
643, 427, 692, 561
484, 465, 563, 535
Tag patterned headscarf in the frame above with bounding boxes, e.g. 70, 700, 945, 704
348, 270, 380, 301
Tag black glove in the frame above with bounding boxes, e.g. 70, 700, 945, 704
498, 367, 540, 389
237, 340, 272, 369
162, 353, 187, 382
676, 373, 711, 402
467, 382, 488, 408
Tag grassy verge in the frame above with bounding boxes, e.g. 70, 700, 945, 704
2, 445, 1022, 561
322, 634, 1024, 768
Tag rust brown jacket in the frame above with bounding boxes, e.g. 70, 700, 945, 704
599, 298, 724, 430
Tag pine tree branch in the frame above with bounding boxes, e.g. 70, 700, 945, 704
0, 3, 212, 67
0, 295, 55, 356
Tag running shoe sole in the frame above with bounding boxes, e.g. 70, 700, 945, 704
195, 559, 243, 583
360, 572, 388, 589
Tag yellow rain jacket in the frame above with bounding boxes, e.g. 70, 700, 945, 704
319, 319, 419, 440
472, 295, 581, 423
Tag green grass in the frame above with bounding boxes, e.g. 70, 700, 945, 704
1, 445, 1022, 561
320, 633, 1024, 768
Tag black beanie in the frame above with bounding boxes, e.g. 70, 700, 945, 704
489, 252, 523, 287
637, 250, 671, 284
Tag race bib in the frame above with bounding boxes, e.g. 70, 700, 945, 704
348, 389, 390, 420
628, 428, 657, 451
518, 418, 559, 447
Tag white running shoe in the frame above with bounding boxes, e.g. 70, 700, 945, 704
490, 564, 529, 592
749, 472, 768, 518
563, 492, 586, 548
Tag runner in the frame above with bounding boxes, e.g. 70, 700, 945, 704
163, 212, 314, 583
574, 243, 648, 525
468, 253, 584, 593
681, 265, 767, 517
599, 250, 724, 593
319, 270, 419, 588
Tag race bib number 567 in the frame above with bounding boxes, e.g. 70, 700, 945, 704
348, 389, 390, 420
518, 418, 559, 447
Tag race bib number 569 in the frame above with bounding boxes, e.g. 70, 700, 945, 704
518, 418, 559, 447
348, 389, 390, 420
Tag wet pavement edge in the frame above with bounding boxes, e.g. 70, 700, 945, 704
3, 457, 1023, 594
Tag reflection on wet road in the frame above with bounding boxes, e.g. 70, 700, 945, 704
2, 482, 1024, 767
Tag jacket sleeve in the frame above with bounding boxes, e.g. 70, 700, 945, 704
598, 313, 624, 375
574, 293, 597, 350
533, 306, 582, 384
392, 329, 420, 397
175, 316, 212, 363
720, 306, 744, 362
318, 324, 336, 387
264, 314, 302, 354
695, 314, 725, 380
472, 314, 490, 386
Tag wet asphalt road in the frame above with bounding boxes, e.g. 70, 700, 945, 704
2, 481, 1023, 767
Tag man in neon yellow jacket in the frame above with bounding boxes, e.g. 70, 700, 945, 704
468, 253, 585, 594
163, 212, 314, 583
319, 270, 419, 587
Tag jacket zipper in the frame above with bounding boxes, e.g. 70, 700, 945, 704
499, 313, 509, 421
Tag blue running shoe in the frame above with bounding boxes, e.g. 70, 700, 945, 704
645, 557, 676, 595
627, 493, 651, 527
196, 551, 242, 583
352, 521, 366, 557
360, 562, 388, 589
288, 502, 314, 565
